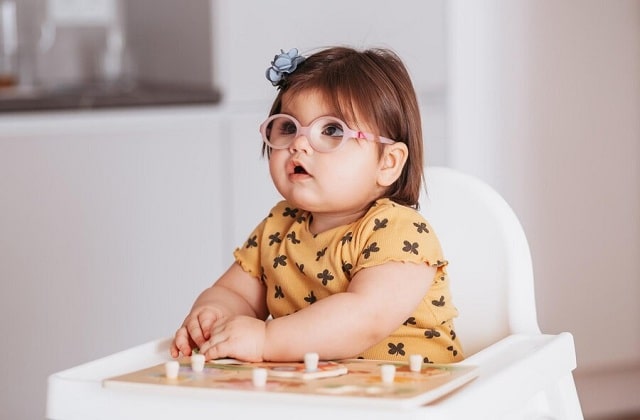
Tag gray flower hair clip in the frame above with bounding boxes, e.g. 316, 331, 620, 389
265, 48, 306, 87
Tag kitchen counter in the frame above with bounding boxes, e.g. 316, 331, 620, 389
0, 82, 221, 112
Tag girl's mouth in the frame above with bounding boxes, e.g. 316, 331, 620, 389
288, 159, 310, 178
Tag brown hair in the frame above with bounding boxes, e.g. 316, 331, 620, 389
264, 46, 424, 208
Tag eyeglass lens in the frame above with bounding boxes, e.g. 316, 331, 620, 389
265, 115, 346, 151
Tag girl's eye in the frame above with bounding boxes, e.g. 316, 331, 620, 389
283, 122, 297, 134
321, 123, 344, 138
278, 121, 297, 135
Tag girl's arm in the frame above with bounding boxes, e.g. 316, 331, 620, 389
170, 262, 267, 357
263, 261, 434, 361
198, 260, 434, 361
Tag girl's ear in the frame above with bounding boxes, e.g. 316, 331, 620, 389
377, 142, 409, 187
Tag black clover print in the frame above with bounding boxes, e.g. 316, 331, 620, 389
315, 247, 327, 261
431, 296, 446, 307
387, 342, 406, 356
317, 269, 334, 286
295, 262, 305, 273
413, 221, 429, 234
424, 329, 441, 339
362, 242, 380, 259
273, 254, 287, 268
341, 232, 353, 245
268, 232, 282, 246
341, 260, 353, 276
286, 231, 301, 244
402, 240, 419, 255
304, 291, 317, 304
282, 207, 299, 218
373, 218, 388, 231
274, 285, 284, 299
246, 235, 258, 248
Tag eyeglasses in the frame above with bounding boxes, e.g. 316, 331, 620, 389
259, 114, 396, 153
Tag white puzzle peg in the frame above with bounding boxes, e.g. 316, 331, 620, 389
409, 354, 422, 372
164, 361, 180, 379
304, 352, 319, 372
191, 354, 205, 372
380, 364, 396, 384
252, 368, 268, 387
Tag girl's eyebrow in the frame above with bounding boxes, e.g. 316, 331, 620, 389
279, 108, 296, 118
279, 110, 341, 122
278, 104, 298, 118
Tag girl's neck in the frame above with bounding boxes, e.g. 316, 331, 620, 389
306, 201, 378, 235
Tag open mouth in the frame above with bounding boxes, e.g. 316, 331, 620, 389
293, 165, 308, 175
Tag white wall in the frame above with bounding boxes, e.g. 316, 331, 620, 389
448, 1, 640, 418
210, 0, 446, 103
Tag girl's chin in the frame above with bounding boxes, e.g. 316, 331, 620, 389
278, 193, 319, 211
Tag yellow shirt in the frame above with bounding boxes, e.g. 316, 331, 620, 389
234, 198, 464, 363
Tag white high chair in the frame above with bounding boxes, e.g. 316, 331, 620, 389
46, 166, 583, 419
420, 166, 583, 418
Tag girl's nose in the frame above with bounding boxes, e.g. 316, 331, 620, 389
288, 133, 313, 154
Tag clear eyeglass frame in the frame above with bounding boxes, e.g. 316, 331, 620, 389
259, 113, 396, 153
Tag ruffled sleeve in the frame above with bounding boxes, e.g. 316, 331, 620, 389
350, 200, 447, 277
233, 206, 274, 281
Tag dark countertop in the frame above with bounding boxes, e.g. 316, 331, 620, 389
0, 83, 222, 113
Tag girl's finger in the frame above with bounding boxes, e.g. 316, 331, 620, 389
185, 317, 206, 346
172, 326, 193, 357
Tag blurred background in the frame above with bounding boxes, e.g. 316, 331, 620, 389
0, 1, 638, 419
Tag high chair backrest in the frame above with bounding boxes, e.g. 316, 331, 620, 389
420, 167, 541, 356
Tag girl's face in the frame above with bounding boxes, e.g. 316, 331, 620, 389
268, 89, 387, 230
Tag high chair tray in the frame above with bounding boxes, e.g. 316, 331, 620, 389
46, 333, 577, 420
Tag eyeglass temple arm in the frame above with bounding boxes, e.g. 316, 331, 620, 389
357, 131, 396, 145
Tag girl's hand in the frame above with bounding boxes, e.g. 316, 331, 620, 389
198, 315, 266, 362
170, 306, 229, 358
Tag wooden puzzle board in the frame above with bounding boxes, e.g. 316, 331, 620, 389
104, 358, 478, 409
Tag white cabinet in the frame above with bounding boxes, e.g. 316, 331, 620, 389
0, 106, 227, 420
